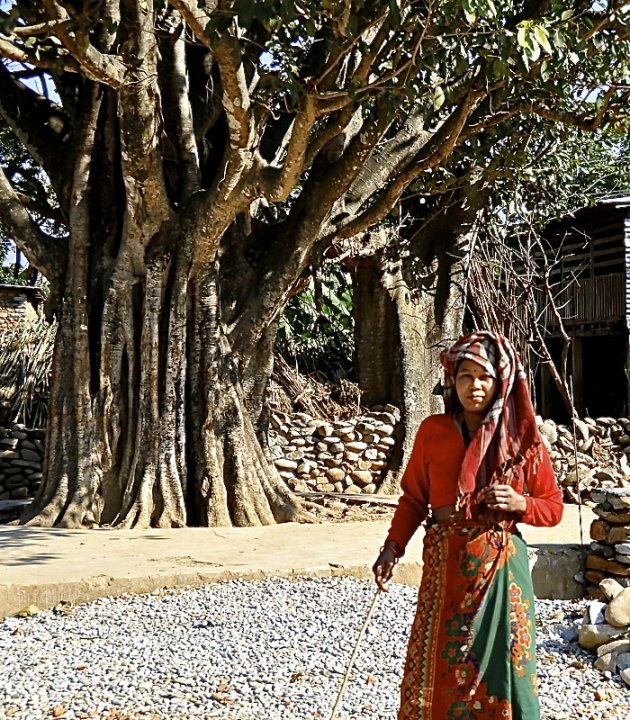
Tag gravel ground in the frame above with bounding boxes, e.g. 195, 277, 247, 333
1, 577, 629, 720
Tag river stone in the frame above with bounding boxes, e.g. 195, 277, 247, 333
590, 541, 615, 558
326, 468, 345, 483
596, 638, 630, 658
563, 466, 594, 487
586, 554, 630, 576
593, 507, 630, 524
275, 459, 298, 471
615, 541, 630, 556
590, 520, 608, 542
609, 526, 630, 544
378, 436, 396, 447
346, 441, 368, 453
374, 424, 395, 436
316, 423, 334, 437
579, 622, 623, 650
362, 484, 377, 494
600, 578, 625, 600
323, 457, 342, 468
622, 668, 630, 687
350, 470, 372, 488
616, 652, 630, 672
10, 487, 29, 499
573, 419, 589, 441
605, 587, 630, 627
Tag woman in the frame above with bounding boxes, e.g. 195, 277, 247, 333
373, 331, 563, 720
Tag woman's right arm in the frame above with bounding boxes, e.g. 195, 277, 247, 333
373, 425, 430, 590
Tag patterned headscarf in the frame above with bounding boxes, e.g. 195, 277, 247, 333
440, 331, 542, 517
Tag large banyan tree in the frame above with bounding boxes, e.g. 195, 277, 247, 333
0, 1, 628, 527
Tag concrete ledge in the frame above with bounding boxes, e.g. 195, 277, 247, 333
0, 505, 593, 619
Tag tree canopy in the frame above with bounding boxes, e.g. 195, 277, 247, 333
0, 1, 628, 528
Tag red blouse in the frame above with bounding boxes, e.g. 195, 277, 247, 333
386, 414, 564, 552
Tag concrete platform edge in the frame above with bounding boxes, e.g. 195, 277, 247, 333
0, 544, 585, 620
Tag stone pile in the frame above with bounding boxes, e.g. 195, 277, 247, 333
584, 488, 630, 598
537, 417, 630, 502
579, 577, 630, 688
269, 405, 400, 495
0, 425, 45, 501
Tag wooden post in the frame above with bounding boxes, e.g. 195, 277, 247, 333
572, 336, 584, 417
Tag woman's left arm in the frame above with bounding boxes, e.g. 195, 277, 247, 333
519, 442, 564, 527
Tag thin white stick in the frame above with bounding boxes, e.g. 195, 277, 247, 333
329, 587, 381, 720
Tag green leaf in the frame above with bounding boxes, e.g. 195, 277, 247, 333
517, 26, 529, 49
433, 85, 445, 110
533, 26, 553, 55
389, 0, 401, 28
561, 9, 574, 21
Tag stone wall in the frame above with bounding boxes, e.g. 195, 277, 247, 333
0, 425, 45, 501
5, 412, 630, 505
269, 406, 399, 495
585, 488, 630, 598
538, 417, 630, 500
0, 286, 42, 334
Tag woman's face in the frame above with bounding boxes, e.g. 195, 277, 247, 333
455, 359, 498, 418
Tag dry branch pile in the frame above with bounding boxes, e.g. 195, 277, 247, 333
0, 319, 55, 428
269, 355, 365, 421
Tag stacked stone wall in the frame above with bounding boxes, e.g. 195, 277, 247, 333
0, 425, 45, 501
585, 488, 630, 598
0, 289, 40, 334
538, 417, 630, 499
269, 406, 399, 495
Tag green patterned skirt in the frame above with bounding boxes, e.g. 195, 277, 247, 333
398, 522, 540, 719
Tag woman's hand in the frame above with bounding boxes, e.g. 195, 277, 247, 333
372, 541, 401, 592
480, 484, 527, 514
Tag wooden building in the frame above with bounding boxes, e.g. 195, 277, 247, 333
536, 197, 630, 420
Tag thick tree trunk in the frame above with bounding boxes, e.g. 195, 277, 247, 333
22, 229, 301, 529
353, 244, 469, 495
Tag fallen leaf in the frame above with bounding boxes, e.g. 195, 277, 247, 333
216, 678, 230, 693
16, 604, 41, 618
76, 665, 87, 671
10, 627, 23, 636
51, 705, 66, 718
366, 674, 377, 684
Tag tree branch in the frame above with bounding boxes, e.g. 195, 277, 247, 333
214, 32, 254, 151
0, 164, 65, 283
170, 0, 217, 50
333, 87, 483, 242
166, 13, 201, 196
0, 64, 73, 211
258, 93, 319, 202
